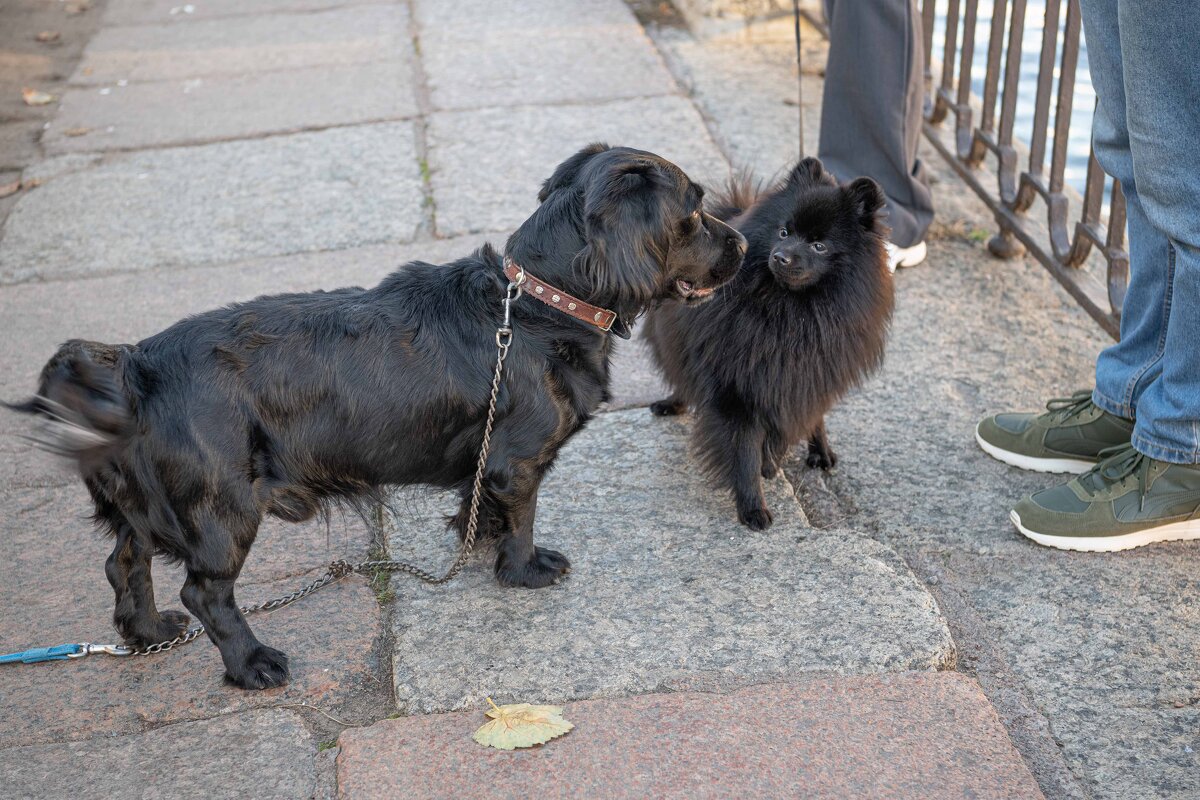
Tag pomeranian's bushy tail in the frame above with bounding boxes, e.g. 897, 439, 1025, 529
5, 340, 134, 465
706, 168, 764, 222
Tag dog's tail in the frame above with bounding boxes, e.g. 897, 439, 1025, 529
707, 168, 764, 222
5, 340, 135, 466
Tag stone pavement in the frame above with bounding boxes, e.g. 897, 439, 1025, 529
0, 1, 1184, 798
640, 17, 1200, 800
337, 674, 1044, 800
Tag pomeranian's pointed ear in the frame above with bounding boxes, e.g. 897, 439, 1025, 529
785, 156, 836, 188
847, 176, 888, 230
538, 142, 611, 202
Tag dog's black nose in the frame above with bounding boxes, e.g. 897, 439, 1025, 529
772, 251, 791, 268
729, 233, 747, 255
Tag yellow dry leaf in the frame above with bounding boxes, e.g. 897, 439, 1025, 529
473, 697, 573, 750
64, 127, 91, 137
22, 88, 55, 106
36, 31, 61, 43
0, 180, 20, 199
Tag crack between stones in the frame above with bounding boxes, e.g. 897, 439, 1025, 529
403, 0, 438, 239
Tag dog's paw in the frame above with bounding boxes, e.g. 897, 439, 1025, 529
225, 645, 290, 690
806, 448, 838, 471
738, 504, 774, 531
761, 460, 781, 479
650, 398, 685, 416
496, 546, 571, 589
157, 609, 192, 637
118, 609, 193, 647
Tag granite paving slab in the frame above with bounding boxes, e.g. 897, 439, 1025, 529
415, 0, 675, 110
46, 60, 418, 154
0, 487, 383, 749
649, 24, 824, 179
0, 122, 424, 284
75, 4, 408, 85
386, 409, 952, 714
1, 710, 317, 800
103, 0, 388, 27
415, 0, 644, 32
426, 96, 730, 236
337, 674, 1043, 800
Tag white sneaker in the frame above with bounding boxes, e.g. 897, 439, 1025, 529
885, 240, 927, 273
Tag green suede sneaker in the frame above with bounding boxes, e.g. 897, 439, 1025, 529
975, 390, 1134, 473
1011, 444, 1200, 552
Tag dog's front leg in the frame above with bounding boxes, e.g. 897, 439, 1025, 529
492, 480, 571, 589
698, 408, 772, 531
180, 571, 289, 689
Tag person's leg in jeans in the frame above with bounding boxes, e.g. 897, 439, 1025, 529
996, 0, 1200, 551
1086, 0, 1174, 439
1087, 0, 1200, 464
818, 0, 934, 255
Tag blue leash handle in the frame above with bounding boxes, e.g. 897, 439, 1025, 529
0, 642, 132, 664
0, 644, 83, 664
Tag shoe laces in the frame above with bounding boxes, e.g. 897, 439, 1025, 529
1043, 390, 1096, 423
1080, 443, 1151, 510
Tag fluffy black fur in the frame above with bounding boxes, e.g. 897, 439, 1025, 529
642, 157, 893, 530
7, 144, 746, 689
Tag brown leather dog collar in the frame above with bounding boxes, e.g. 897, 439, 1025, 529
503, 257, 629, 338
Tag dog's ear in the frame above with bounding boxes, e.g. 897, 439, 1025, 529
538, 142, 611, 203
574, 159, 668, 311
846, 176, 888, 230
785, 156, 836, 189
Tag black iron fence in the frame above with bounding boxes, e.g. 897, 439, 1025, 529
802, 0, 1127, 338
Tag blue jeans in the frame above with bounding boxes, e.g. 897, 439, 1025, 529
1083, 0, 1200, 464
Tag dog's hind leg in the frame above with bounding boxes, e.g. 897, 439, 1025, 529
104, 517, 191, 647
178, 509, 288, 690
805, 418, 838, 470
650, 394, 687, 416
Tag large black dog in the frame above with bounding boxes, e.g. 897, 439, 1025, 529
643, 157, 893, 530
9, 144, 746, 689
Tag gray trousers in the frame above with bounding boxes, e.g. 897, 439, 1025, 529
818, 0, 934, 247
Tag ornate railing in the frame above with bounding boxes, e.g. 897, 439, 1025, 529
801, 0, 1127, 338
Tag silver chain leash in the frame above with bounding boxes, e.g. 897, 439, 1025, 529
84, 276, 526, 660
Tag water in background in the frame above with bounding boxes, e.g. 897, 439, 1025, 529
930, 1, 1098, 196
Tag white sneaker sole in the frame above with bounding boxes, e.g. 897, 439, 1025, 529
885, 240, 927, 273
974, 423, 1096, 474
1011, 510, 1200, 552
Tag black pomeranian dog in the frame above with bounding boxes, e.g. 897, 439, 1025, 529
7, 143, 746, 689
642, 157, 893, 530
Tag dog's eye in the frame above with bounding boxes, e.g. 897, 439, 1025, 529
778, 228, 789, 239
811, 242, 828, 254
